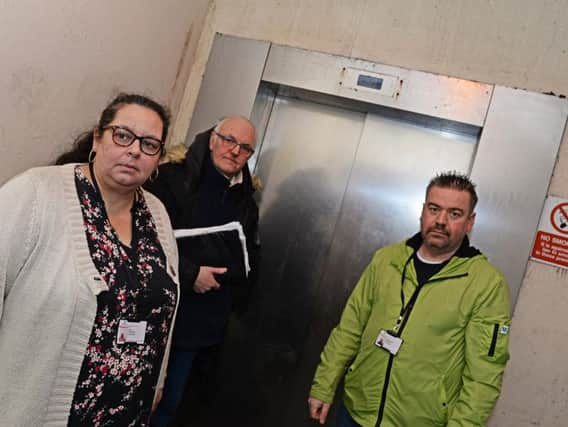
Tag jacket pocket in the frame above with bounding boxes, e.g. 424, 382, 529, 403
479, 321, 510, 363
488, 323, 499, 356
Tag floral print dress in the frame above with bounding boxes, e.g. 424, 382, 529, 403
68, 167, 177, 426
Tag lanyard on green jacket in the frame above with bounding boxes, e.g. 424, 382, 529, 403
392, 252, 421, 335
392, 251, 467, 336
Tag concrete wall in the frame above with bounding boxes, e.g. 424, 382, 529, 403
174, 1, 568, 426
0, 0, 210, 185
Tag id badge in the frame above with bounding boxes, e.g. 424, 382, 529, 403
116, 319, 147, 345
375, 329, 403, 356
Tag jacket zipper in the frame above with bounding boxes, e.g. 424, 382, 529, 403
376, 355, 395, 426
374, 272, 468, 427
488, 324, 499, 357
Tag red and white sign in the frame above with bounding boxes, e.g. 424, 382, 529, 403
531, 196, 568, 268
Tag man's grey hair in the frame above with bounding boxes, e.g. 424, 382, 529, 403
214, 116, 256, 143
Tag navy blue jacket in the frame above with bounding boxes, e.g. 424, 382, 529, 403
144, 128, 260, 349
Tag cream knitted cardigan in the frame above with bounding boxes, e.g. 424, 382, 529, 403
0, 164, 179, 426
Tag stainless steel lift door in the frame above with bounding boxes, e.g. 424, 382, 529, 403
253, 96, 365, 339
256, 98, 476, 298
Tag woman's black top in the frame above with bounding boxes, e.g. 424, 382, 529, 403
67, 166, 177, 427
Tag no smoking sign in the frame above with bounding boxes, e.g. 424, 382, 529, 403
531, 196, 568, 268
550, 202, 568, 235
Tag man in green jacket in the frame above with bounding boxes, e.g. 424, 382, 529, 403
308, 172, 511, 427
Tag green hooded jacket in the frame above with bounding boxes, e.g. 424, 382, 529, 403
310, 233, 511, 427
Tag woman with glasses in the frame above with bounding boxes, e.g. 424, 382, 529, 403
0, 93, 179, 426
144, 116, 261, 427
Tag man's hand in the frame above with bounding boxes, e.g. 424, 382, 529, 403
308, 396, 330, 424
193, 266, 227, 293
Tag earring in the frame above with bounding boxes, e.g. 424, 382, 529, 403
88, 149, 96, 163
149, 168, 159, 182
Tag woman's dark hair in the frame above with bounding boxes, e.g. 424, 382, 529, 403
54, 93, 171, 165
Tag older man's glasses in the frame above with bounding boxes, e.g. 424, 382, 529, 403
213, 131, 255, 156
103, 125, 164, 156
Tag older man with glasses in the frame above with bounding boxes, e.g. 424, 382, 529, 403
145, 116, 260, 427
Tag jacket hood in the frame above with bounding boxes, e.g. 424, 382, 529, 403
161, 144, 187, 164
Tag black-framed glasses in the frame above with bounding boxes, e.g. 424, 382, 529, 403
213, 131, 255, 156
103, 125, 164, 156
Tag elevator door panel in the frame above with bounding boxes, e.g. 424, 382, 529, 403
253, 96, 365, 355
312, 113, 477, 345
251, 97, 366, 426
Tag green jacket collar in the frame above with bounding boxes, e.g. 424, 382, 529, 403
393, 233, 483, 282
405, 232, 481, 258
